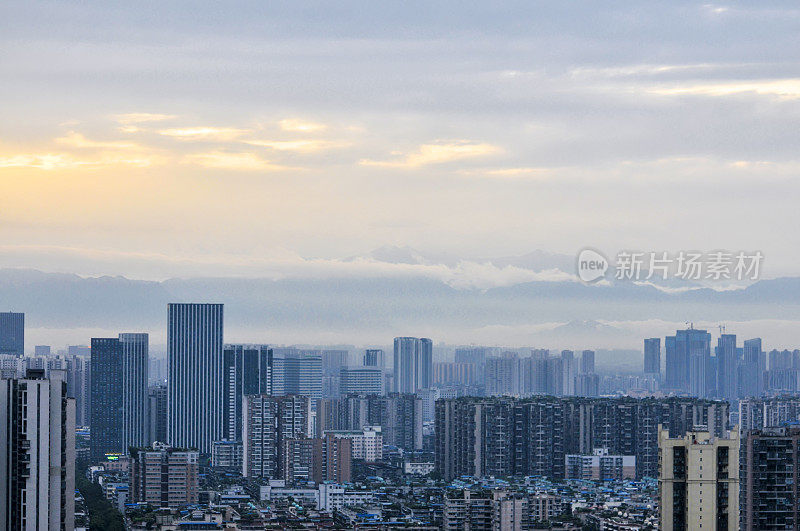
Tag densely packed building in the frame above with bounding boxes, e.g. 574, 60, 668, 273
435, 395, 728, 481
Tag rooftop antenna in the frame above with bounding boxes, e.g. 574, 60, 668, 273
685, 321, 694, 330
718, 324, 726, 335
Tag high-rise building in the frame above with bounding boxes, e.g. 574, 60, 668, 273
130, 443, 199, 508
120, 333, 149, 449
0, 370, 76, 530
561, 350, 577, 396
316, 395, 374, 435
644, 338, 661, 376
739, 396, 800, 435
485, 355, 521, 396
741, 426, 800, 530
48, 353, 90, 426
317, 349, 349, 398
715, 334, 738, 402
383, 393, 424, 451
167, 303, 224, 453
363, 349, 385, 368
148, 384, 168, 444
665, 328, 711, 396
272, 355, 322, 401
90, 337, 123, 461
242, 395, 312, 478
741, 338, 764, 398
454, 346, 488, 382
575, 373, 600, 397
658, 425, 739, 531
454, 347, 488, 366
320, 433, 352, 484
324, 426, 383, 462
393, 337, 432, 393
281, 434, 352, 484
580, 350, 595, 374
545, 356, 564, 396
433, 362, 478, 387
222, 344, 273, 441
0, 312, 24, 356
316, 393, 423, 451
90, 334, 149, 460
339, 366, 383, 396
211, 439, 243, 469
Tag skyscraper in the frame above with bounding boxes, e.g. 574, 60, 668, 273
0, 311, 24, 356
168, 303, 224, 453
120, 333, 149, 449
561, 350, 577, 396
658, 425, 739, 531
715, 334, 738, 402
393, 337, 433, 393
222, 344, 273, 441
580, 350, 595, 374
644, 338, 660, 376
90, 337, 123, 461
741, 338, 763, 398
665, 327, 711, 396
0, 370, 76, 530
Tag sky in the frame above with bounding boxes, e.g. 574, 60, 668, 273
2, 1, 800, 282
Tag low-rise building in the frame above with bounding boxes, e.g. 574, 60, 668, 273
565, 448, 636, 481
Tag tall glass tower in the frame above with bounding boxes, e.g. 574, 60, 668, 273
168, 303, 224, 453
393, 337, 433, 393
120, 333, 149, 449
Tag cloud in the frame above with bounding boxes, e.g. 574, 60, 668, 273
0, 243, 574, 289
243, 139, 350, 152
569, 63, 722, 79
115, 113, 177, 124
159, 127, 249, 141
183, 151, 289, 171
0, 153, 85, 170
460, 167, 554, 180
647, 79, 800, 98
360, 140, 501, 168
55, 131, 140, 149
0, 152, 155, 169
279, 119, 327, 132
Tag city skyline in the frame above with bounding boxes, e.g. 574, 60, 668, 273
3, 2, 800, 528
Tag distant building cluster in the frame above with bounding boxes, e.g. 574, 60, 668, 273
7, 309, 800, 529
